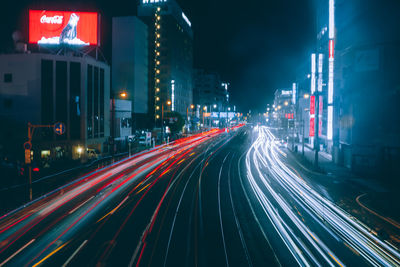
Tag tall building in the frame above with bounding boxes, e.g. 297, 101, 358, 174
112, 16, 149, 130
314, 0, 400, 174
193, 69, 228, 112
0, 53, 110, 161
138, 0, 193, 127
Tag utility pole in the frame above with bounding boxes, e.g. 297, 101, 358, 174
314, 92, 320, 168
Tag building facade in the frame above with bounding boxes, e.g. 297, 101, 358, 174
313, 0, 400, 175
112, 16, 149, 129
138, 0, 193, 127
0, 53, 110, 161
193, 69, 229, 112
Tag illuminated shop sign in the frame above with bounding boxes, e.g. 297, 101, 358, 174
29, 10, 99, 46
142, 0, 167, 4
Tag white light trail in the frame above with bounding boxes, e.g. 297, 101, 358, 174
245, 126, 400, 266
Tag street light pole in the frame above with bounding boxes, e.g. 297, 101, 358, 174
161, 100, 171, 143
314, 92, 320, 168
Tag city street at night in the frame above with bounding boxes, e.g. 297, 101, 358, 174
1, 0, 400, 266
1, 126, 400, 266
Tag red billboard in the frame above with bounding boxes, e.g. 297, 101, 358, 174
309, 117, 315, 137
29, 10, 98, 46
310, 95, 315, 115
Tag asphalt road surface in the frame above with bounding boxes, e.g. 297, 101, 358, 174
1, 125, 400, 266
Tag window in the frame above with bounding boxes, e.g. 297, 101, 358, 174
4, 73, 12, 83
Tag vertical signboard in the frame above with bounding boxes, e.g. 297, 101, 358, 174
309, 95, 315, 137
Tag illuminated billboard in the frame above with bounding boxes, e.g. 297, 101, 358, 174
29, 10, 99, 46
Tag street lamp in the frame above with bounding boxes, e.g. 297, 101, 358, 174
304, 93, 310, 99
111, 90, 128, 159
202, 106, 207, 128
186, 104, 195, 131
161, 100, 171, 143
120, 91, 128, 99
284, 101, 289, 106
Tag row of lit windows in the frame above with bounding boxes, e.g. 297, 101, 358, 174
154, 7, 162, 120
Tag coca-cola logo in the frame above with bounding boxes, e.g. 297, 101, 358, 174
40, 15, 63, 24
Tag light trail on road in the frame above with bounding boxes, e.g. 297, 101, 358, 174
0, 129, 227, 266
245, 126, 400, 266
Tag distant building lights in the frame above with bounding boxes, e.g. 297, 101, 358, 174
311, 53, 316, 94
318, 53, 323, 92
292, 83, 297, 104
328, 106, 333, 140
171, 80, 175, 111
142, 0, 167, 4
182, 12, 191, 27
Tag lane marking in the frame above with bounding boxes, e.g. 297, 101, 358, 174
61, 240, 87, 267
0, 239, 35, 267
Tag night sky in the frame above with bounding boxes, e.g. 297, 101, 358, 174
0, 0, 315, 113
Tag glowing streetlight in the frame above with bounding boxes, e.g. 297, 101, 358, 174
304, 93, 310, 99
284, 101, 289, 106
120, 91, 127, 99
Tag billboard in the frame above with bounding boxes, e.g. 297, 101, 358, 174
29, 10, 99, 46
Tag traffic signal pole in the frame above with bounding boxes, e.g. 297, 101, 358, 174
26, 122, 64, 201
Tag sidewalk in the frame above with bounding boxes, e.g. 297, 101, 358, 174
290, 143, 360, 180
289, 142, 400, 235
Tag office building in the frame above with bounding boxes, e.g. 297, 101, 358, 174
0, 53, 110, 161
138, 0, 193, 127
112, 16, 149, 129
